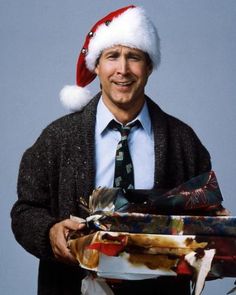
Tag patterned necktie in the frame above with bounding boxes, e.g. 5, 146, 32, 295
109, 120, 140, 190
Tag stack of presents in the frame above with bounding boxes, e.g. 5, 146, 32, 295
68, 171, 236, 294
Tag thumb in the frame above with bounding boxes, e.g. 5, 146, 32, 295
63, 218, 86, 231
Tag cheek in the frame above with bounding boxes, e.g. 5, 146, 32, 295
96, 69, 111, 83
136, 69, 149, 84
131, 63, 149, 77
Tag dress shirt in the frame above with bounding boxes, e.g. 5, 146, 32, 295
95, 97, 154, 189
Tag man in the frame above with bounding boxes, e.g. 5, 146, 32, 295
11, 5, 211, 295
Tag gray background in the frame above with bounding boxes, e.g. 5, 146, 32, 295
1, 0, 236, 294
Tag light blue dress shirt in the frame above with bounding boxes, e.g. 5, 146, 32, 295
95, 97, 155, 189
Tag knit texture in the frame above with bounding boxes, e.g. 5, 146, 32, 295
11, 93, 211, 295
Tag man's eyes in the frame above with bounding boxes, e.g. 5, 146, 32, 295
107, 55, 118, 59
105, 54, 142, 61
128, 55, 142, 61
105, 52, 119, 59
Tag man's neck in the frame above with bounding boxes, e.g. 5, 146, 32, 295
102, 97, 145, 125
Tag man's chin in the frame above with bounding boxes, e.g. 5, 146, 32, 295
111, 98, 134, 109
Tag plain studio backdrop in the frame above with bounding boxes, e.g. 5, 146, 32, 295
1, 1, 236, 294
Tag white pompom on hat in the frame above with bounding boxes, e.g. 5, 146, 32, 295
60, 5, 161, 112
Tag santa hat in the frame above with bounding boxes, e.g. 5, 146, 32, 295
60, 5, 161, 112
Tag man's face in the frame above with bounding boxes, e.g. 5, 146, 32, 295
95, 45, 152, 113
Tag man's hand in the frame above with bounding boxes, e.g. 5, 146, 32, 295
49, 219, 85, 264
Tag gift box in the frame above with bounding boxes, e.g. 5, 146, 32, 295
85, 171, 235, 236
69, 231, 236, 278
88, 171, 224, 216
89, 212, 236, 236
69, 231, 236, 295
69, 171, 236, 295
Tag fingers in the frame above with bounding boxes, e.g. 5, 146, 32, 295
49, 218, 86, 264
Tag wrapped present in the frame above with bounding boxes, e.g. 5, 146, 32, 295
68, 231, 236, 278
87, 212, 236, 236
68, 231, 236, 295
88, 171, 224, 215
82, 171, 233, 236
69, 171, 235, 295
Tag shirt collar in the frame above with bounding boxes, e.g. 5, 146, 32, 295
96, 97, 152, 137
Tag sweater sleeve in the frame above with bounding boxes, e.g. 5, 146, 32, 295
11, 128, 60, 260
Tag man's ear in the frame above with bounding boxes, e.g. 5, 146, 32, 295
94, 64, 99, 75
94, 56, 101, 75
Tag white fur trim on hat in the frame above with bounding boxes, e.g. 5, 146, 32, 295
59, 85, 92, 112
86, 7, 160, 71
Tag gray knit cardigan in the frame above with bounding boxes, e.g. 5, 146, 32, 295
11, 94, 211, 295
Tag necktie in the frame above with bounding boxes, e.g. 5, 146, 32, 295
109, 120, 140, 190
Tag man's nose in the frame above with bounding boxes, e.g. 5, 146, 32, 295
116, 57, 129, 75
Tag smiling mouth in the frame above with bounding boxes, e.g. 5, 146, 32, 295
113, 81, 133, 86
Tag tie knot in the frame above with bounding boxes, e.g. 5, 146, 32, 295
108, 120, 140, 137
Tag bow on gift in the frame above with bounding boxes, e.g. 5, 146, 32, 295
89, 171, 225, 216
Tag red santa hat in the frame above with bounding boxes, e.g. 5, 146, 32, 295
60, 5, 161, 112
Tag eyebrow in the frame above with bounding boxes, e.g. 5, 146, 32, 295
103, 49, 120, 56
103, 48, 144, 58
